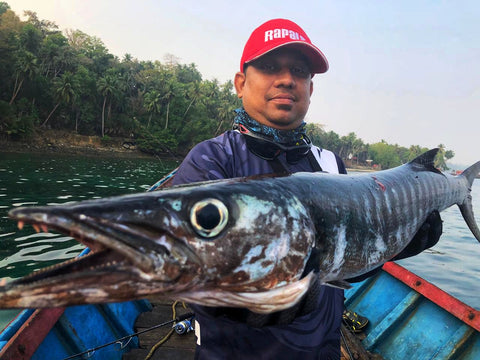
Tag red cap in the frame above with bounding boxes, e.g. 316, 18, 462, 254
240, 19, 329, 74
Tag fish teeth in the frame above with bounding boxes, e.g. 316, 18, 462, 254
17, 221, 49, 233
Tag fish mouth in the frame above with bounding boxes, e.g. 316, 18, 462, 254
0, 205, 201, 308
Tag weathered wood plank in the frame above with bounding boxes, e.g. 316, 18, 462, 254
340, 325, 383, 360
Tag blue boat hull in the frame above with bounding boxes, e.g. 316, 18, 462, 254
0, 300, 151, 360
345, 262, 480, 360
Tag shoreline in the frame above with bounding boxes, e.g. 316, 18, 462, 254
346, 167, 375, 173
0, 130, 177, 160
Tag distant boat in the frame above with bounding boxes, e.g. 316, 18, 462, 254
450, 169, 480, 179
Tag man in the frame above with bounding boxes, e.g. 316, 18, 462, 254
171, 19, 441, 359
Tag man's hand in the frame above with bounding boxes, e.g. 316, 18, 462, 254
347, 211, 443, 282
393, 210, 443, 260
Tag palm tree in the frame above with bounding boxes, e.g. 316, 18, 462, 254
215, 102, 234, 136
407, 145, 424, 161
97, 75, 116, 137
143, 90, 162, 128
173, 81, 203, 135
162, 81, 176, 130
10, 50, 38, 104
42, 72, 76, 127
434, 144, 454, 170
182, 81, 201, 118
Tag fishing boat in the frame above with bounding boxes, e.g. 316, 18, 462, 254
0, 260, 478, 359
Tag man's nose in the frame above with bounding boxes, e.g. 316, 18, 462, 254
274, 67, 296, 88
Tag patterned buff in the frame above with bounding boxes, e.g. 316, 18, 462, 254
233, 108, 307, 144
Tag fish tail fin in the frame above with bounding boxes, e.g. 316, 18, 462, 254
461, 161, 480, 187
458, 161, 480, 242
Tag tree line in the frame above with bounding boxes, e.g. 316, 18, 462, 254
306, 125, 454, 170
0, 3, 242, 155
0, 3, 454, 169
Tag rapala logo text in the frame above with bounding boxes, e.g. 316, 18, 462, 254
264, 29, 306, 42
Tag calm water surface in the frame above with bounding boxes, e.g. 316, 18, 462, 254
0, 153, 479, 331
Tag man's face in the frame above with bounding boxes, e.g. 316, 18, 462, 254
234, 48, 314, 130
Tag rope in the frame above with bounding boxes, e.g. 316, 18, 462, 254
144, 301, 189, 360
144, 328, 174, 360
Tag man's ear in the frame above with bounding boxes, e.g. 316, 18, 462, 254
234, 72, 246, 99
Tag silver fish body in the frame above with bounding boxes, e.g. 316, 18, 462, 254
2, 149, 480, 313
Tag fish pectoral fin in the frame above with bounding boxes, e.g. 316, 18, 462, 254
325, 280, 352, 289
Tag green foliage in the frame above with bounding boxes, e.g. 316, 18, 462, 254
306, 124, 370, 164
0, 2, 10, 16
368, 142, 402, 169
0, 5, 242, 152
0, 98, 35, 138
135, 127, 179, 155
0, 99, 15, 132
101, 134, 112, 145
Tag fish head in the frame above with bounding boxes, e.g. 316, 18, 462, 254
3, 178, 316, 312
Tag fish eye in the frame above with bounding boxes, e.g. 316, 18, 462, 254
190, 198, 228, 238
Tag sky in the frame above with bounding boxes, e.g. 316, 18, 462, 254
9, 0, 480, 167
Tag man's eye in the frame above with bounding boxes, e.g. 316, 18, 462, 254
291, 66, 310, 78
259, 63, 277, 72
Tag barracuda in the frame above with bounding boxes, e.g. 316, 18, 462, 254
2, 149, 480, 313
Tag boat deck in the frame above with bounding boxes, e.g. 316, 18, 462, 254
122, 301, 378, 360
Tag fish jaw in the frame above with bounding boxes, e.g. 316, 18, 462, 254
0, 250, 171, 308
2, 204, 203, 309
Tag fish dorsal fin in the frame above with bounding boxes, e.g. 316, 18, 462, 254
409, 148, 442, 174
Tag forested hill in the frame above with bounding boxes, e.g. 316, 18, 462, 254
0, 3, 454, 169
